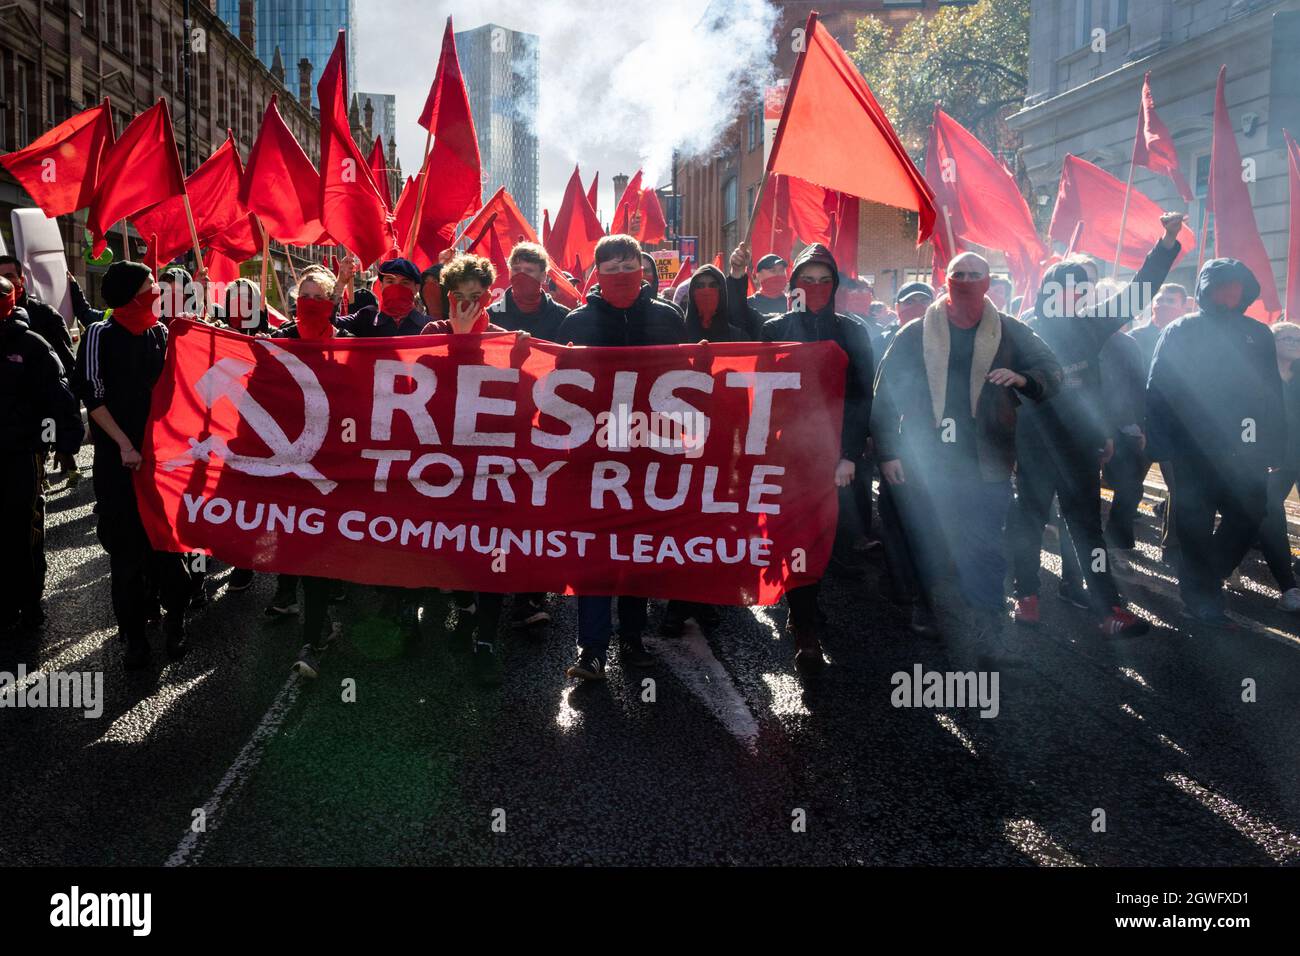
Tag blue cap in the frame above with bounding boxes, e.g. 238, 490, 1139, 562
377, 257, 421, 285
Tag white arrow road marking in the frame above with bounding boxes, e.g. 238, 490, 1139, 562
165, 672, 301, 867
644, 627, 760, 754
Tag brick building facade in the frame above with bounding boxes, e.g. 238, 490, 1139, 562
0, 0, 327, 289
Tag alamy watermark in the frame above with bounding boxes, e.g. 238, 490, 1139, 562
891, 663, 999, 719
0, 665, 103, 718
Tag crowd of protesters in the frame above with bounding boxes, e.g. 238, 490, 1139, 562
4, 213, 1298, 689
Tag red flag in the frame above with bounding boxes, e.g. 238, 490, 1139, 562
368, 135, 392, 211
925, 107, 1046, 290
461, 187, 534, 258
209, 213, 262, 263
86, 100, 185, 254
242, 96, 329, 246
766, 12, 935, 243
1286, 130, 1300, 321
613, 170, 667, 245
392, 175, 418, 247
829, 192, 860, 279
1208, 66, 1282, 321
750, 173, 830, 266
669, 256, 695, 291
542, 208, 551, 245
712, 253, 723, 271
318, 31, 393, 266
1133, 72, 1193, 203
485, 226, 511, 293
545, 166, 604, 277
1048, 155, 1194, 271
133, 132, 248, 265
409, 17, 481, 266
586, 173, 599, 218
0, 98, 114, 218
205, 248, 242, 284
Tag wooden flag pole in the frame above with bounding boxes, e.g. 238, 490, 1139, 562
403, 127, 434, 259
1066, 219, 1085, 256
1112, 156, 1137, 277
942, 205, 957, 261
120, 222, 131, 259
1197, 204, 1211, 274
270, 250, 289, 316
181, 193, 206, 274
259, 228, 271, 323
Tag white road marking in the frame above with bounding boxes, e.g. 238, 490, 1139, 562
165, 673, 301, 867
93, 670, 214, 745
1166, 773, 1300, 863
644, 628, 760, 754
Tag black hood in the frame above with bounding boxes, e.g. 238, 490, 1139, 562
684, 264, 728, 326
1195, 258, 1261, 316
789, 242, 841, 293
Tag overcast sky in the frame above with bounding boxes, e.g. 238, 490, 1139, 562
354, 0, 777, 227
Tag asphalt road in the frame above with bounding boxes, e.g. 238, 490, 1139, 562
2, 446, 1299, 866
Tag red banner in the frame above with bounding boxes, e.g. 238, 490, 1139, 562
136, 321, 846, 605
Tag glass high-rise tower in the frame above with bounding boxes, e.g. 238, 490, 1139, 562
455, 23, 540, 227
217, 0, 356, 108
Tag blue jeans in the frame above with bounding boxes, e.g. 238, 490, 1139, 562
576, 596, 648, 660
892, 472, 1012, 611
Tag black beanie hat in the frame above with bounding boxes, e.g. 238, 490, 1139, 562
102, 261, 152, 308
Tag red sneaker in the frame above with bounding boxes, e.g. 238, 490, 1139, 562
1101, 606, 1151, 636
1013, 595, 1040, 625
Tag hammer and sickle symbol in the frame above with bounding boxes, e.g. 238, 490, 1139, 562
162, 340, 338, 495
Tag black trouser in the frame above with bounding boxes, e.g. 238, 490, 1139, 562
1104, 435, 1147, 550
1, 452, 46, 618
94, 460, 191, 640
1009, 437, 1121, 611
1169, 457, 1268, 612
1256, 468, 1297, 592
454, 590, 504, 647
786, 580, 821, 636
877, 480, 920, 604
274, 574, 336, 644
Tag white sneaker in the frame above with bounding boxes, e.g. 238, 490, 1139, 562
1278, 588, 1300, 612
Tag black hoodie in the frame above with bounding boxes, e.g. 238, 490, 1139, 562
0, 311, 83, 455
760, 243, 875, 460
557, 280, 686, 347
682, 264, 745, 342
490, 287, 570, 343
1145, 258, 1284, 472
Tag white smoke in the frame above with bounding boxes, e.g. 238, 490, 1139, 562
493, 0, 778, 187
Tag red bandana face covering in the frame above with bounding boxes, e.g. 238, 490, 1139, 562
0, 285, 16, 319
1209, 281, 1244, 311
380, 283, 417, 319
759, 274, 787, 297
945, 276, 990, 329
295, 298, 336, 340
843, 288, 874, 315
510, 272, 543, 313
693, 286, 721, 327
600, 270, 643, 309
113, 288, 161, 334
794, 279, 833, 314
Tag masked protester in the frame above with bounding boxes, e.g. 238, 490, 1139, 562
1007, 214, 1181, 635
212, 278, 271, 337
557, 234, 687, 682
420, 265, 447, 319
337, 257, 428, 337
640, 252, 661, 298
485, 242, 568, 344
0, 276, 82, 632
73, 261, 193, 668
758, 243, 875, 673
0, 255, 75, 379
1146, 258, 1286, 626
657, 263, 744, 640
723, 242, 772, 340
871, 251, 1061, 642
748, 253, 790, 322
259, 268, 352, 677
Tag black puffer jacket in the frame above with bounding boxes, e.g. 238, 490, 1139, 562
557, 281, 686, 347
760, 243, 874, 460
1145, 258, 1284, 472
490, 288, 570, 343
20, 293, 76, 377
0, 311, 83, 455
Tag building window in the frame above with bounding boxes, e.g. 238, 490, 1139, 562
14, 59, 31, 146
1075, 0, 1094, 49
47, 73, 64, 126
0, 50, 9, 150
85, 0, 100, 38
748, 108, 760, 152
746, 185, 755, 222
723, 175, 738, 227
162, 27, 173, 89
